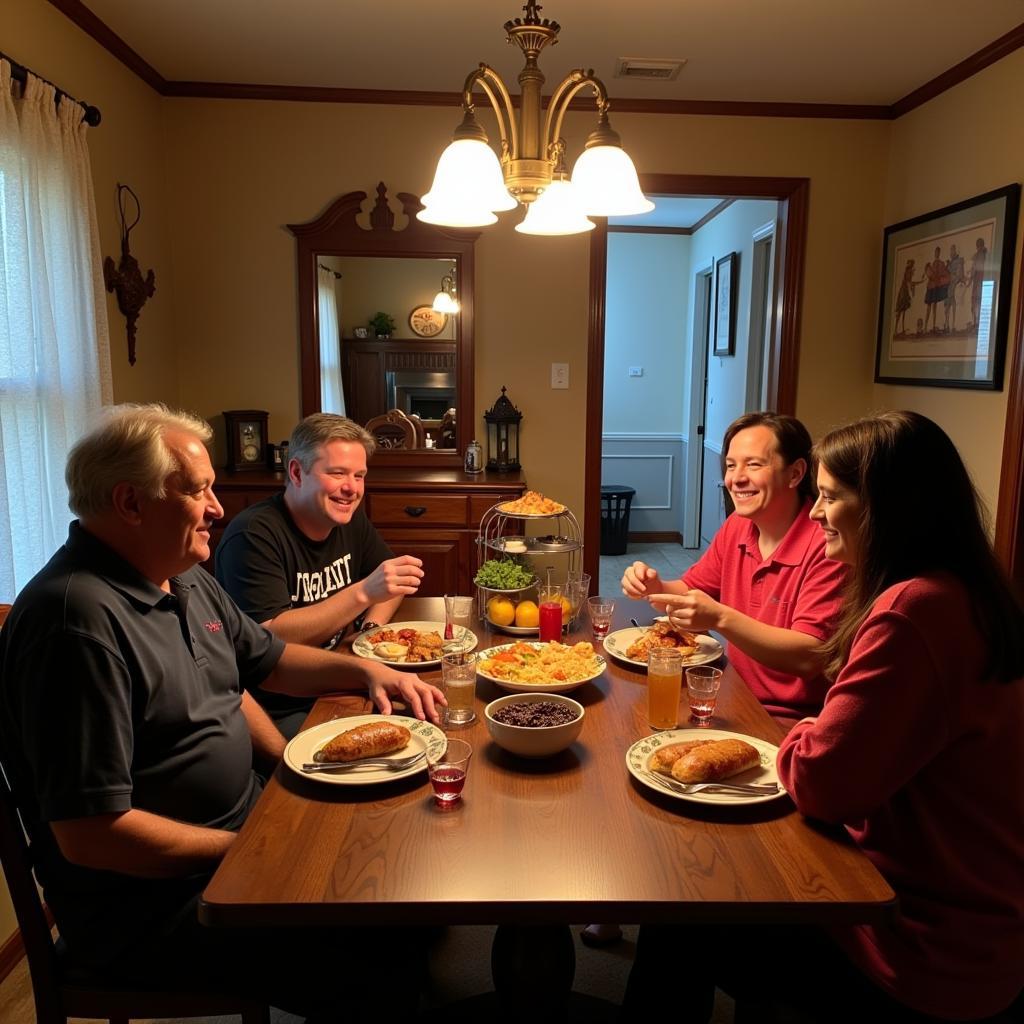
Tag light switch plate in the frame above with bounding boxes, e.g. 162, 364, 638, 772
628, 366, 643, 377
551, 362, 569, 389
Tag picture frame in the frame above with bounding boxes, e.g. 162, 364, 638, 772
713, 252, 737, 357
875, 183, 1020, 390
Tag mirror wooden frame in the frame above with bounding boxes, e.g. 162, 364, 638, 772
289, 182, 477, 467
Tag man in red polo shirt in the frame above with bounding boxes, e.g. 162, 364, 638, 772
622, 412, 847, 725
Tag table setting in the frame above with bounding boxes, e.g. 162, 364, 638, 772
204, 592, 893, 928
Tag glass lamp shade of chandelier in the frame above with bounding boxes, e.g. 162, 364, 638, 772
571, 143, 654, 217
418, 139, 517, 227
419, 3, 653, 231
515, 178, 595, 236
432, 278, 460, 313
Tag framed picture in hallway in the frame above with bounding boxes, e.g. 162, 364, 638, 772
875, 184, 1020, 390
713, 251, 737, 356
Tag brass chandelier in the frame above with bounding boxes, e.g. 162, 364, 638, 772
418, 1, 654, 236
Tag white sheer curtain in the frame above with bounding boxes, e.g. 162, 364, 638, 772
0, 61, 112, 601
317, 265, 345, 414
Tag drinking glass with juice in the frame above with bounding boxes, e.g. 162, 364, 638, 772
647, 648, 683, 730
538, 584, 564, 643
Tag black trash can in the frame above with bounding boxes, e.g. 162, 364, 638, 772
600, 484, 636, 556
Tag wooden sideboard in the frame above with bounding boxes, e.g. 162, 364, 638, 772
207, 466, 526, 596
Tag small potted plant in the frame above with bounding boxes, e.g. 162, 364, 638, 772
369, 311, 396, 339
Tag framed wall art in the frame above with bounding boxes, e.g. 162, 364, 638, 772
875, 183, 1020, 390
713, 251, 737, 357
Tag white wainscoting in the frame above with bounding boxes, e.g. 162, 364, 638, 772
601, 433, 685, 534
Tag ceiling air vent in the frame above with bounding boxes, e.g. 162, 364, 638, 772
615, 58, 686, 81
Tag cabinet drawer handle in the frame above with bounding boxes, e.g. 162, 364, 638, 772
404, 505, 427, 518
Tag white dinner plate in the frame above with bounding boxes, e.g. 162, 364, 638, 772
625, 728, 786, 806
476, 641, 605, 694
351, 621, 477, 667
602, 627, 723, 669
283, 716, 446, 787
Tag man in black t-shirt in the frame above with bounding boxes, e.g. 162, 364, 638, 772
217, 414, 428, 736
0, 405, 436, 1014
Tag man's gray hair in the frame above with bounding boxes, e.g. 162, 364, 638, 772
288, 413, 375, 472
66, 403, 213, 519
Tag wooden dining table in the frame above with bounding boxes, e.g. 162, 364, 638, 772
202, 596, 894, 939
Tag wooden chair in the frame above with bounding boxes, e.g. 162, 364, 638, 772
0, 598, 268, 1023
0, 763, 270, 1024
407, 412, 427, 448
365, 409, 416, 450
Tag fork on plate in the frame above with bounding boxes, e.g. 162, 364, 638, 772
640, 769, 780, 796
302, 751, 425, 773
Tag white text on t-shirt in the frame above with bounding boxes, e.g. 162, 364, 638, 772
290, 554, 354, 604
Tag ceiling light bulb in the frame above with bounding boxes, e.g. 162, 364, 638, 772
417, 139, 517, 227
571, 144, 654, 217
515, 179, 596, 236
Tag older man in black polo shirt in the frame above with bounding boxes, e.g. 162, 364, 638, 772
0, 403, 437, 1016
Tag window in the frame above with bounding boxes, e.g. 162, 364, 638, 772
0, 64, 111, 601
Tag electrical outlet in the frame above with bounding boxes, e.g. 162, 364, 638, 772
628, 366, 643, 377
551, 362, 569, 389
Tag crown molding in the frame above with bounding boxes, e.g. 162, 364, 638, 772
47, 2, 1024, 122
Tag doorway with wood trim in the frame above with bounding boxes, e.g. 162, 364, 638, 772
584, 174, 809, 586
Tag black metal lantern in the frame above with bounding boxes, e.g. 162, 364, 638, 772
484, 386, 522, 471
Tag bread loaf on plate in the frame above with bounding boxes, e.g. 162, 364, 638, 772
649, 740, 716, 776
319, 721, 411, 762
668, 738, 760, 783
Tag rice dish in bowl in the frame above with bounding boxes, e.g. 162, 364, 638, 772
477, 640, 605, 694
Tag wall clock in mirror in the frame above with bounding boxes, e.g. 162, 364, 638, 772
223, 409, 269, 471
408, 305, 448, 338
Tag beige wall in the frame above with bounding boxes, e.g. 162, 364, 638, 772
160, 100, 892, 516
877, 48, 1024, 517
4, 0, 1021, 953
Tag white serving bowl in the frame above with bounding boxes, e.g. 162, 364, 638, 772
484, 692, 584, 758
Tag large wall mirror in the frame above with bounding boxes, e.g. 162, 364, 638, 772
289, 183, 477, 467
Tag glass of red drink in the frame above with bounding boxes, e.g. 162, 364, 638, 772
587, 596, 615, 640
537, 583, 564, 643
685, 666, 722, 725
427, 738, 472, 808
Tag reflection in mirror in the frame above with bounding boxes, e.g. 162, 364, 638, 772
318, 256, 458, 446
290, 184, 477, 467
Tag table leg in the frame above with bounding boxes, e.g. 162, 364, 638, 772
490, 924, 576, 1021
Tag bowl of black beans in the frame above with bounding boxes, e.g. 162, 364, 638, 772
484, 693, 584, 758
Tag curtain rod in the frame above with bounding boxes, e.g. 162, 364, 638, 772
1, 50, 102, 127
318, 263, 341, 278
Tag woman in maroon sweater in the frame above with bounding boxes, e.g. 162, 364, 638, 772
621, 411, 1024, 1022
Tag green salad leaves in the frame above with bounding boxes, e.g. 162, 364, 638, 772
474, 559, 534, 590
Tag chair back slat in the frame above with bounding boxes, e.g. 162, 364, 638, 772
0, 761, 66, 1021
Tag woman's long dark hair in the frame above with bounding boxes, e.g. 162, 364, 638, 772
815, 411, 1024, 682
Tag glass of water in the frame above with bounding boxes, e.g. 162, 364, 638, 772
441, 650, 478, 726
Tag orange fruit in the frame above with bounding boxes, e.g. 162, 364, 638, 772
487, 597, 516, 627
515, 600, 540, 628
560, 596, 572, 624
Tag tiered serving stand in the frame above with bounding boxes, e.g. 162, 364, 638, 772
475, 501, 583, 636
